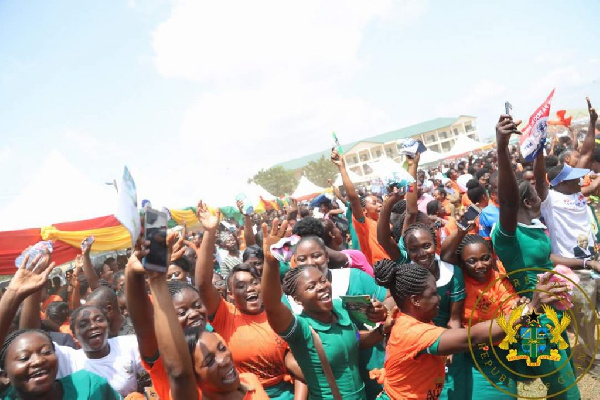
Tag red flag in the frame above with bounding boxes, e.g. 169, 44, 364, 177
520, 89, 555, 161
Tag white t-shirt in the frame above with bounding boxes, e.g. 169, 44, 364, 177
540, 190, 595, 258
55, 334, 142, 396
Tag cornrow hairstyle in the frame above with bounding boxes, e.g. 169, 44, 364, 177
167, 279, 199, 299
391, 199, 407, 215
282, 264, 321, 298
403, 222, 438, 250
292, 217, 325, 238
226, 263, 261, 291
69, 305, 108, 334
0, 329, 54, 369
456, 234, 491, 260
359, 195, 367, 208
373, 260, 431, 305
517, 179, 534, 202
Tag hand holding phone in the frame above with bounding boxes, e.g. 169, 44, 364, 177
143, 208, 169, 273
457, 204, 481, 230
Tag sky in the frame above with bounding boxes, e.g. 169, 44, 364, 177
1, 0, 599, 228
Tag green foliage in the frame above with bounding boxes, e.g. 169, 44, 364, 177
302, 155, 338, 188
249, 166, 299, 197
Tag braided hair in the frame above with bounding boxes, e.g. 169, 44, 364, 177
403, 222, 438, 250
282, 264, 321, 298
0, 329, 54, 369
373, 259, 431, 305
456, 234, 491, 259
167, 279, 199, 299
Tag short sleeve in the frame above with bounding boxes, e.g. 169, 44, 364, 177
491, 221, 520, 268
450, 266, 466, 302
279, 314, 311, 346
209, 296, 235, 327
142, 356, 170, 400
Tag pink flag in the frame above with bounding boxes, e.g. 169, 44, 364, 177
519, 89, 555, 161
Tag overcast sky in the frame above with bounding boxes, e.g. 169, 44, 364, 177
1, 0, 599, 223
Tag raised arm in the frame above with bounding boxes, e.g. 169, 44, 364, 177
144, 254, 198, 400
237, 200, 257, 247
577, 97, 598, 169
402, 153, 420, 236
80, 237, 99, 290
331, 148, 363, 221
125, 244, 158, 360
440, 227, 468, 265
496, 115, 521, 232
194, 201, 223, 317
533, 150, 548, 202
261, 219, 295, 334
12, 254, 54, 334
377, 192, 403, 261
67, 257, 82, 310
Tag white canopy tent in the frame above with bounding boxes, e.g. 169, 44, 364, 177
0, 150, 118, 231
445, 136, 486, 158
418, 150, 443, 165
333, 169, 365, 186
292, 176, 325, 198
367, 157, 404, 180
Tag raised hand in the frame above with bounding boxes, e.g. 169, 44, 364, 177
126, 240, 151, 275
587, 97, 597, 123
261, 218, 289, 262
81, 236, 95, 255
496, 115, 522, 147
331, 148, 345, 168
406, 152, 421, 168
196, 200, 220, 231
9, 253, 55, 299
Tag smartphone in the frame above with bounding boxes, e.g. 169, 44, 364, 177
81, 236, 94, 251
143, 208, 169, 272
457, 204, 482, 230
332, 132, 343, 155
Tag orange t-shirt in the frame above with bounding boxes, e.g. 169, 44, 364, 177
450, 180, 463, 194
58, 321, 73, 337
210, 298, 289, 388
143, 356, 269, 400
351, 215, 389, 265
383, 312, 446, 400
462, 269, 516, 327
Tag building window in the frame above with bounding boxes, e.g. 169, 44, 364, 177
453, 128, 459, 135
375, 149, 382, 158
439, 131, 448, 139
425, 134, 436, 144
442, 142, 451, 152
350, 166, 362, 176
465, 123, 474, 132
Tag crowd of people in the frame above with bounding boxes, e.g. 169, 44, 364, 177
0, 100, 599, 399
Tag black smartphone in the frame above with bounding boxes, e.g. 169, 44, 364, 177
143, 207, 168, 272
458, 204, 482, 230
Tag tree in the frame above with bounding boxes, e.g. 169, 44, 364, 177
302, 155, 338, 188
249, 166, 299, 197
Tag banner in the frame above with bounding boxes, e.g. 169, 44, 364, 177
114, 166, 141, 247
520, 89, 555, 161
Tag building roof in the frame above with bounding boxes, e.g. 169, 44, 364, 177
274, 116, 469, 170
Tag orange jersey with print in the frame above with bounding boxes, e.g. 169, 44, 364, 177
351, 215, 390, 265
383, 312, 446, 400
143, 356, 201, 400
210, 298, 289, 388
462, 269, 516, 326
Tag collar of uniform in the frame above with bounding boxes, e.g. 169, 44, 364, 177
303, 300, 352, 331
517, 218, 547, 230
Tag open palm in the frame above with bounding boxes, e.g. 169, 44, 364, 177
196, 200, 220, 231
9, 254, 55, 298
261, 218, 288, 262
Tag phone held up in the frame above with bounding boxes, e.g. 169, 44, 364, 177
457, 204, 481, 231
143, 207, 169, 273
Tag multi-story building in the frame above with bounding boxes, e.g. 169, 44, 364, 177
274, 115, 478, 179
